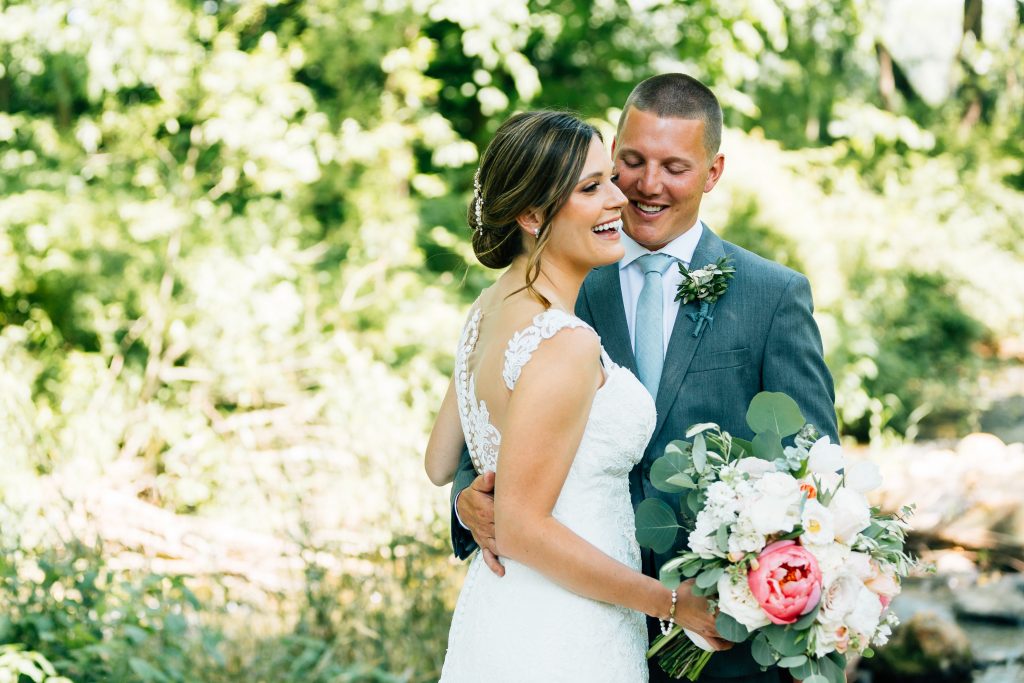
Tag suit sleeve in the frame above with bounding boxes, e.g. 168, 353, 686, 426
449, 444, 479, 559
761, 273, 839, 441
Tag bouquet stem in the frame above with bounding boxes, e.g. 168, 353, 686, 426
647, 628, 714, 680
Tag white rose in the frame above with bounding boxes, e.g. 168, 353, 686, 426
717, 573, 771, 631
736, 457, 776, 477
805, 542, 852, 589
847, 584, 885, 637
845, 460, 883, 493
807, 436, 845, 474
800, 499, 835, 545
811, 623, 839, 659
846, 551, 873, 580
819, 574, 862, 624
749, 473, 802, 536
828, 487, 871, 543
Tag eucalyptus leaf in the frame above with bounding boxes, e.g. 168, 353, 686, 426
731, 436, 754, 457
778, 655, 807, 668
801, 676, 829, 683
715, 523, 730, 554
819, 652, 845, 683
746, 391, 805, 437
659, 566, 681, 590
686, 489, 704, 516
752, 429, 784, 461
695, 566, 724, 589
650, 451, 693, 493
791, 658, 815, 680
751, 633, 778, 667
765, 625, 804, 657
692, 433, 708, 473
685, 422, 718, 437
634, 499, 680, 553
715, 612, 750, 643
793, 601, 821, 629
665, 472, 697, 489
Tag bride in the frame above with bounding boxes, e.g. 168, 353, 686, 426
424, 111, 719, 681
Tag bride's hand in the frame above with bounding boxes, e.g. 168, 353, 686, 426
675, 579, 733, 652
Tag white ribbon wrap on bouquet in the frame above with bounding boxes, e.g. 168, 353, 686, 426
684, 628, 717, 652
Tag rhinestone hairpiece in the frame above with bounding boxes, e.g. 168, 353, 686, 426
472, 169, 483, 234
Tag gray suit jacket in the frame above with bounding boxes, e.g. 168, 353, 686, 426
450, 226, 837, 679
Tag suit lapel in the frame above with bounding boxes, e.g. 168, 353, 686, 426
652, 226, 727, 440
584, 264, 636, 374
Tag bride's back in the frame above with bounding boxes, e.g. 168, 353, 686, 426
464, 277, 569, 439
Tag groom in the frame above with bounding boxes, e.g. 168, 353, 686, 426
452, 73, 838, 682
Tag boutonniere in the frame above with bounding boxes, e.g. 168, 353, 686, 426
674, 256, 735, 337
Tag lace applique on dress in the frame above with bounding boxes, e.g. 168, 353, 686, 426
454, 306, 501, 474
503, 309, 593, 390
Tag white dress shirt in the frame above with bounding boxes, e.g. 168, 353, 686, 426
618, 220, 703, 354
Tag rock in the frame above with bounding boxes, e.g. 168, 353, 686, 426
953, 575, 1024, 626
864, 611, 974, 683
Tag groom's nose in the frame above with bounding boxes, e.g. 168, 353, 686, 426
637, 165, 662, 195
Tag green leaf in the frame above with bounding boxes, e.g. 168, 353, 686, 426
659, 565, 681, 590
664, 439, 692, 458
665, 473, 697, 489
802, 676, 829, 683
695, 566, 724, 589
746, 392, 805, 437
751, 633, 778, 667
731, 437, 754, 457
752, 429, 784, 461
715, 612, 750, 643
692, 433, 708, 473
650, 451, 692, 493
819, 652, 845, 683
791, 658, 816, 680
685, 422, 718, 437
634, 499, 680, 553
778, 655, 808, 668
793, 601, 821, 630
682, 557, 704, 578
765, 625, 805, 657
686, 489, 704, 516
826, 650, 847, 671
715, 523, 730, 554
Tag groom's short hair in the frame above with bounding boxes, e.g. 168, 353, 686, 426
618, 73, 723, 158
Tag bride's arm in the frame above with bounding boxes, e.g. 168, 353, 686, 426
424, 375, 464, 486
494, 327, 675, 619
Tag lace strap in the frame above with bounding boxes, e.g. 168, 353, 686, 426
502, 309, 593, 390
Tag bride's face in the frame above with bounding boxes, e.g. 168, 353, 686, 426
544, 136, 627, 272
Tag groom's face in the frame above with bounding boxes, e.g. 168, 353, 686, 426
613, 107, 724, 251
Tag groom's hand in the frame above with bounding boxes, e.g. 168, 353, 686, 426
676, 578, 733, 652
457, 471, 505, 577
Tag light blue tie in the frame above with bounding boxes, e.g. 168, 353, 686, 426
634, 253, 676, 398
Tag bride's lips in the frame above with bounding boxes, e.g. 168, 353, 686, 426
591, 217, 622, 241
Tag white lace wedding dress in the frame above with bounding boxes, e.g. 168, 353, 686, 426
439, 306, 656, 682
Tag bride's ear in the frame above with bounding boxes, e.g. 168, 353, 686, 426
516, 209, 543, 238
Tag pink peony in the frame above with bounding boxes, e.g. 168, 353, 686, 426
747, 540, 823, 625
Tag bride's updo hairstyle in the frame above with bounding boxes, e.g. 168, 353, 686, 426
470, 110, 599, 306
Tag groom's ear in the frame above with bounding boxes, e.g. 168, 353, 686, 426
703, 152, 725, 194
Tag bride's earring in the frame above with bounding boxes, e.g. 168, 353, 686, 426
533, 228, 539, 237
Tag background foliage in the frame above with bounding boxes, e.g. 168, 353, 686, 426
1, 0, 1022, 680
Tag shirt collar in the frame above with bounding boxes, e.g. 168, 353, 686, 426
619, 219, 703, 270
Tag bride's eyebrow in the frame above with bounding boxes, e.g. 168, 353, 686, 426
576, 170, 607, 184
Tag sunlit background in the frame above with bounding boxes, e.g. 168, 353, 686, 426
1, 0, 1022, 681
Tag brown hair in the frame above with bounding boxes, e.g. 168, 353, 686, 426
617, 73, 723, 159
469, 110, 599, 306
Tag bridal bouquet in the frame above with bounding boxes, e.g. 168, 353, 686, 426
635, 392, 916, 682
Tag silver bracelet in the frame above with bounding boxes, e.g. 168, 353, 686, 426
659, 588, 677, 636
